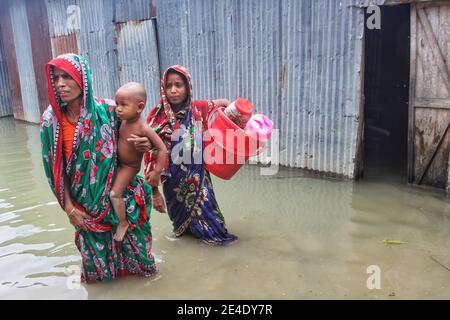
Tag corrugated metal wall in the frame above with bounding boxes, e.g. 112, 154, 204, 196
45, 0, 80, 37
47, 0, 127, 99
26, 0, 52, 115
77, 0, 118, 99
45, 0, 80, 56
155, 0, 189, 70
51, 34, 79, 57
3, 0, 157, 118
156, 0, 365, 177
9, 0, 41, 123
115, 0, 156, 22
116, 20, 160, 119
115, 0, 160, 118
45, 0, 159, 104
0, 30, 12, 118
0, 0, 24, 121
280, 0, 364, 178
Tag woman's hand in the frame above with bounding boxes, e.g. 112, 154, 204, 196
152, 189, 167, 213
146, 170, 161, 188
66, 207, 89, 230
212, 98, 231, 107
128, 134, 152, 153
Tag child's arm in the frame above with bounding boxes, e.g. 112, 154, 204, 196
195, 99, 231, 126
142, 125, 168, 188
212, 99, 231, 108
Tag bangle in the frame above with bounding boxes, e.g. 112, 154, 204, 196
68, 207, 76, 217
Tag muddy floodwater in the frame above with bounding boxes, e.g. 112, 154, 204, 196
1, 117, 449, 300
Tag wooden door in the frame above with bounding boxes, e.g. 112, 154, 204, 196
409, 2, 450, 189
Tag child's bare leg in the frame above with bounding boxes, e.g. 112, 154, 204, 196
110, 165, 139, 242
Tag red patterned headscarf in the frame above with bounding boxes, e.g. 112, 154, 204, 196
148, 65, 193, 137
45, 56, 84, 124
144, 65, 215, 180
144, 65, 193, 177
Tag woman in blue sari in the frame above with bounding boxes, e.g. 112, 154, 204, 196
144, 65, 237, 245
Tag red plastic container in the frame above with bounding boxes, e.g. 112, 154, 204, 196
204, 107, 266, 180
223, 98, 254, 129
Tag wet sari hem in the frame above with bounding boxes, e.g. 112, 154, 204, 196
81, 265, 159, 284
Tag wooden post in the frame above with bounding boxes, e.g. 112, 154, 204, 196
407, 3, 417, 184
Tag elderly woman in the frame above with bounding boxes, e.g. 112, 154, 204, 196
144, 65, 237, 245
40, 53, 157, 283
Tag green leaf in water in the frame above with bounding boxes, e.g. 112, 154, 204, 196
382, 239, 408, 245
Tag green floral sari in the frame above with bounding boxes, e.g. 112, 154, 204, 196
40, 54, 157, 283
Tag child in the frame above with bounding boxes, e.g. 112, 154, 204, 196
111, 82, 167, 242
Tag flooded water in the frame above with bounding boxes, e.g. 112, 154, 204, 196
1, 116, 450, 300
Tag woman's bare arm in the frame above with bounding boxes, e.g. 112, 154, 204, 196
212, 99, 231, 108
127, 134, 151, 153
142, 125, 168, 187
63, 174, 88, 230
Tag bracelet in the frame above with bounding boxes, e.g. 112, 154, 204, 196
68, 207, 76, 217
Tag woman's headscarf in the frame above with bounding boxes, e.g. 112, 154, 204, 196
147, 65, 193, 144
144, 65, 214, 179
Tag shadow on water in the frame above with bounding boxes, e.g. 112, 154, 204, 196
0, 117, 449, 299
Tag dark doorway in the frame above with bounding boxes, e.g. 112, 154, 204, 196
362, 4, 410, 181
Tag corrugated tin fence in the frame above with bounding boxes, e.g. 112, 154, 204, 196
281, 0, 364, 178
1, 0, 53, 122
45, 0, 159, 108
0, 24, 12, 118
0, 0, 159, 121
156, 0, 365, 177
0, 0, 372, 178
0, 0, 23, 120
9, 0, 41, 123
116, 20, 160, 114
46, 0, 80, 56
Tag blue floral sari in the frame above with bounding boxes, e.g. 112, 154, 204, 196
145, 65, 237, 245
